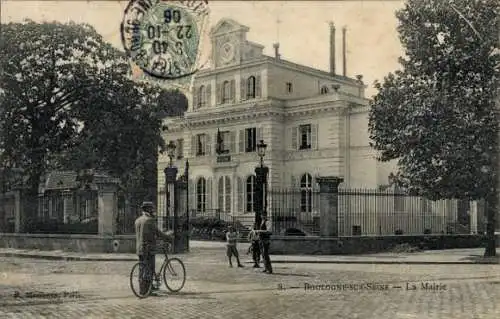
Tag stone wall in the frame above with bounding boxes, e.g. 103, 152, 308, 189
269, 234, 500, 255
0, 233, 136, 254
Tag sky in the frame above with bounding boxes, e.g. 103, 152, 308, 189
1, 0, 405, 97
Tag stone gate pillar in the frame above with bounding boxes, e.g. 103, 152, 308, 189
96, 178, 120, 236
316, 176, 343, 237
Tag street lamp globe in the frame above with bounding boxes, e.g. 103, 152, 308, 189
166, 141, 177, 165
257, 139, 267, 158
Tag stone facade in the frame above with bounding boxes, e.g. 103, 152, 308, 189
158, 18, 395, 220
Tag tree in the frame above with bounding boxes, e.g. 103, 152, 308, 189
0, 20, 124, 194
0, 20, 188, 207
368, 0, 500, 256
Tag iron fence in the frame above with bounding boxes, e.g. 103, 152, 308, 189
338, 189, 469, 236
0, 192, 16, 233
265, 188, 471, 236
26, 190, 99, 234
116, 188, 158, 235
269, 189, 321, 236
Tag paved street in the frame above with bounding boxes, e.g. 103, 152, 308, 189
0, 248, 499, 319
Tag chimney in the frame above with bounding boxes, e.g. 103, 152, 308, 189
342, 26, 347, 77
329, 22, 336, 75
273, 42, 280, 60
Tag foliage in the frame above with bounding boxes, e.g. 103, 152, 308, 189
0, 20, 187, 197
368, 0, 500, 201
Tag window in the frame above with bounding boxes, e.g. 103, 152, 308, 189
196, 178, 207, 213
286, 82, 293, 93
198, 85, 206, 108
320, 86, 329, 95
245, 127, 257, 152
218, 176, 231, 213
246, 175, 256, 213
299, 124, 312, 150
222, 81, 231, 104
196, 134, 207, 156
247, 76, 256, 99
300, 173, 313, 213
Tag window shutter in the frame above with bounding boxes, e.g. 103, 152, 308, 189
225, 176, 231, 213
311, 124, 317, 149
291, 127, 298, 150
255, 75, 261, 98
189, 179, 195, 216
230, 79, 236, 103
206, 84, 211, 107
230, 131, 236, 153
257, 127, 263, 143
193, 87, 199, 109
239, 129, 245, 153
216, 83, 222, 105
218, 177, 224, 212
205, 134, 211, 155
287, 127, 292, 150
237, 176, 243, 213
207, 177, 212, 210
240, 77, 247, 101
191, 135, 197, 156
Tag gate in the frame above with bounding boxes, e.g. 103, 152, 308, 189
161, 160, 190, 253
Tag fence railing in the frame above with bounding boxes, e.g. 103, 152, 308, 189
26, 191, 99, 234
269, 189, 321, 236
338, 189, 468, 236
0, 186, 476, 237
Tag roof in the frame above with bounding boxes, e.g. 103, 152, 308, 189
42, 171, 78, 191
40, 170, 118, 192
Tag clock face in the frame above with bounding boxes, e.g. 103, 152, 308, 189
220, 42, 235, 63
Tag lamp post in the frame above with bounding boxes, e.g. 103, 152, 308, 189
254, 140, 268, 229
164, 141, 178, 233
184, 159, 190, 252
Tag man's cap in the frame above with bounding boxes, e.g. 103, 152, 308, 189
141, 201, 154, 209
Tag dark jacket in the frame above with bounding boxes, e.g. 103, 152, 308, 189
135, 213, 172, 255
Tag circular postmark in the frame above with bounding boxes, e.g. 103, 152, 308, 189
121, 0, 208, 80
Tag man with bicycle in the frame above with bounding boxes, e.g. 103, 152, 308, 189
135, 201, 174, 295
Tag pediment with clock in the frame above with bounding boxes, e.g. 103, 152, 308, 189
210, 18, 263, 68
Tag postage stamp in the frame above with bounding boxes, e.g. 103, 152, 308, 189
120, 0, 209, 82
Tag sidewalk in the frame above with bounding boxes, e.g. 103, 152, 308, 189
0, 242, 498, 264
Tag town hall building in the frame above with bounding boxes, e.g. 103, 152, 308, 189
158, 18, 394, 222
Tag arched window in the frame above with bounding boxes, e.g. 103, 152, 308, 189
196, 177, 207, 213
222, 81, 231, 104
300, 173, 312, 213
320, 86, 329, 95
247, 76, 256, 99
246, 175, 256, 212
198, 85, 206, 108
218, 176, 231, 212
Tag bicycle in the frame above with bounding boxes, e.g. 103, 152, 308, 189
129, 243, 186, 298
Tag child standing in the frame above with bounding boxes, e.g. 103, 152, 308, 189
226, 226, 244, 268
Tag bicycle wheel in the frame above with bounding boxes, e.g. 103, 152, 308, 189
162, 258, 186, 292
130, 262, 153, 298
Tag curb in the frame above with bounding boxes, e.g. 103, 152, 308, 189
0, 253, 137, 262
2, 253, 498, 265
269, 260, 499, 265
242, 259, 498, 265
